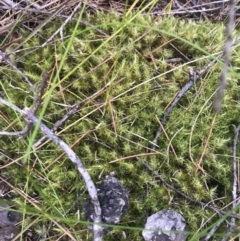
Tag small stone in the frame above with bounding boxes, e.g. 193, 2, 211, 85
142, 210, 188, 241
0, 226, 20, 241
83, 173, 129, 233
0, 202, 22, 228
0, 201, 22, 241
151, 234, 169, 241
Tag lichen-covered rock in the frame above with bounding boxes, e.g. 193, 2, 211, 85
83, 173, 129, 232
142, 210, 188, 241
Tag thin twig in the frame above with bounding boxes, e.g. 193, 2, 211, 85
1, 0, 18, 7
147, 0, 230, 16
0, 97, 104, 241
221, 124, 240, 241
140, 158, 240, 219
32, 71, 49, 114
0, 127, 29, 136
0, 50, 35, 94
213, 0, 236, 113
33, 81, 111, 149
22, 71, 50, 138
201, 220, 223, 241
0, 5, 109, 37
0, 72, 49, 137
151, 66, 201, 150
151, 35, 240, 150
41, 2, 82, 47
149, 7, 223, 16
195, 113, 217, 173
0, 97, 22, 112
23, 108, 104, 241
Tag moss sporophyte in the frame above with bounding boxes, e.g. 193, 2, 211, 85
0, 12, 239, 240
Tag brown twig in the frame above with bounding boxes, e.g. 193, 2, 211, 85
195, 113, 217, 173
155, 115, 178, 160
32, 71, 49, 114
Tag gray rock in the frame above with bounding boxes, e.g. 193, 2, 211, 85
0, 201, 22, 241
142, 210, 188, 241
83, 173, 129, 233
0, 202, 22, 227
0, 226, 20, 241
151, 234, 170, 241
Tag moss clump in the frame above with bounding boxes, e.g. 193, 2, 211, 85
0, 12, 240, 240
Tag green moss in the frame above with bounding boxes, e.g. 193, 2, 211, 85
0, 11, 239, 240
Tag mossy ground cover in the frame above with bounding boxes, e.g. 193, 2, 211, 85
0, 10, 240, 240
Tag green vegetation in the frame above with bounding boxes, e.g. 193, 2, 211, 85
1, 11, 240, 240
